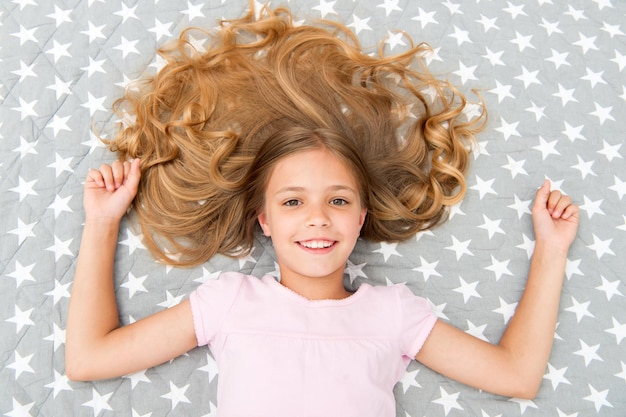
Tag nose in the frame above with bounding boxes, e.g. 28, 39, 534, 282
306, 203, 331, 228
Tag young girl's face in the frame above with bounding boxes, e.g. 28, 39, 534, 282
258, 148, 367, 285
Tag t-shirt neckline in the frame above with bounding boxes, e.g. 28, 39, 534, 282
262, 275, 370, 307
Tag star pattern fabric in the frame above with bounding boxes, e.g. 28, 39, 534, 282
1, 0, 625, 416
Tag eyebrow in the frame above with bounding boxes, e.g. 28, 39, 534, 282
274, 185, 358, 195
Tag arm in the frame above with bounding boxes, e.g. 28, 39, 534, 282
416, 180, 579, 399
65, 160, 198, 381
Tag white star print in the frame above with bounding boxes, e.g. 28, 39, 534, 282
482, 47, 504, 66
586, 234, 614, 258
47, 76, 73, 100
5, 399, 35, 417
12, 97, 38, 119
595, 276, 623, 301
509, 398, 538, 414
510, 31, 535, 52
598, 141, 622, 162
43, 323, 66, 352
476, 14, 499, 32
81, 21, 107, 43
583, 384, 613, 412
573, 33, 598, 54
432, 386, 463, 416
114, 36, 141, 58
121, 272, 149, 298
11, 25, 38, 45
412, 8, 438, 29
81, 57, 106, 77
413, 257, 441, 281
533, 136, 560, 159
345, 260, 367, 283
540, 19, 563, 36
398, 368, 421, 393
9, 177, 38, 202
182, 1, 205, 21
385, 31, 407, 51
47, 114, 72, 136
83, 388, 114, 415
8, 218, 36, 244
589, 103, 614, 125
494, 118, 521, 140
114, 2, 139, 22
470, 176, 497, 199
45, 370, 73, 398
453, 62, 477, 84
493, 297, 517, 323
374, 242, 401, 262
579, 196, 604, 218
453, 276, 481, 303
47, 5, 72, 26
485, 255, 513, 281
605, 317, 626, 344
377, 0, 402, 16
488, 81, 514, 103
198, 352, 219, 383
7, 351, 35, 379
124, 369, 151, 388
543, 363, 571, 391
46, 40, 72, 63
561, 122, 584, 141
445, 236, 474, 260
478, 215, 505, 239
45, 236, 74, 261
565, 297, 594, 323
119, 227, 145, 254
312, 0, 337, 19
45, 280, 72, 305
11, 60, 37, 82
347, 15, 371, 35
574, 339, 603, 367
514, 66, 541, 88
449, 26, 471, 46
161, 381, 191, 409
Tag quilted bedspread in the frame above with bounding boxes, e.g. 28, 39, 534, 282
1, 0, 625, 416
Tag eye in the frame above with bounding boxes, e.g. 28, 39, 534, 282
330, 198, 348, 206
284, 199, 301, 207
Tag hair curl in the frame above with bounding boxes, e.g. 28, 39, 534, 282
107, 2, 487, 267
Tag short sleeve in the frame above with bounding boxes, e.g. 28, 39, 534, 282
188, 272, 245, 346
396, 284, 438, 358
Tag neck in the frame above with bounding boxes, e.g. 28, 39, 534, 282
279, 270, 351, 300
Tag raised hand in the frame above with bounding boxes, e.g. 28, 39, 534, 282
83, 159, 141, 222
531, 180, 580, 254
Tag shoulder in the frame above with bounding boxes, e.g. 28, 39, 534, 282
364, 282, 434, 318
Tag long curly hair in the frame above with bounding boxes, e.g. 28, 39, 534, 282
107, 2, 487, 266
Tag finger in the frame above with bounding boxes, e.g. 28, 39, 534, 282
551, 195, 572, 218
125, 159, 142, 196
99, 164, 115, 191
86, 168, 105, 188
533, 180, 551, 211
561, 202, 580, 220
547, 190, 563, 215
111, 161, 125, 189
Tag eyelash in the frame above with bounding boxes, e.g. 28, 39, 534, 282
282, 198, 349, 207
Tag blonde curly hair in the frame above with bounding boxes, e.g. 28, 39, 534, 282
108, 2, 486, 266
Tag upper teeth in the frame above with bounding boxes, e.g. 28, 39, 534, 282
301, 240, 333, 249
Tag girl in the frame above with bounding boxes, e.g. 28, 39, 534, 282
66, 4, 579, 416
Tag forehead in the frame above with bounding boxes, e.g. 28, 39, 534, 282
266, 149, 360, 191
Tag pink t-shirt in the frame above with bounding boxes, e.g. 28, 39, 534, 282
189, 272, 437, 417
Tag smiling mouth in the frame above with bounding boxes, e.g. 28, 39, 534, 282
298, 240, 336, 249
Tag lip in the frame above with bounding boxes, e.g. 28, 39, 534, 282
296, 239, 337, 254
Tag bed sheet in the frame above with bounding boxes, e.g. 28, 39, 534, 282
1, 0, 625, 416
